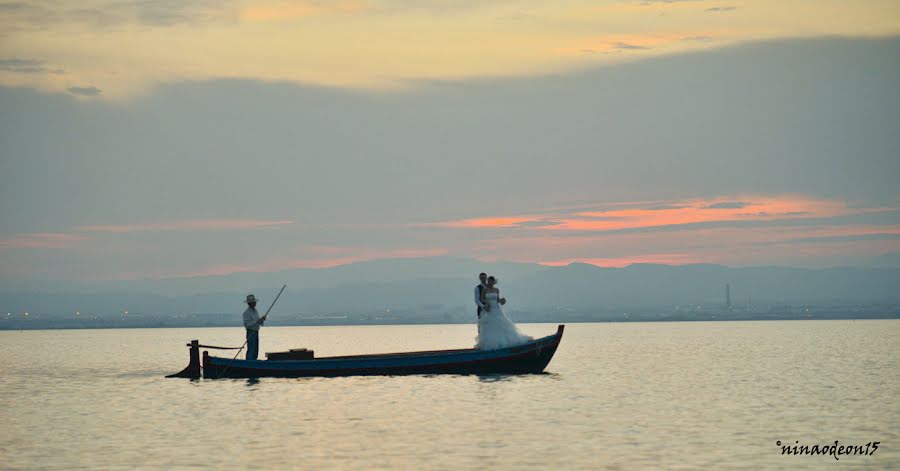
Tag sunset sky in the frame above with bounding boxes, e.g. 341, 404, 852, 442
1, 0, 898, 282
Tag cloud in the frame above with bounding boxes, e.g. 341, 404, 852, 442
240, 0, 368, 22
431, 196, 884, 234
639, 0, 699, 4
705, 6, 737, 12
429, 217, 538, 229
0, 58, 64, 74
0, 233, 87, 250
0, 0, 236, 30
131, 0, 238, 26
644, 204, 690, 211
0, 218, 293, 250
67, 86, 102, 96
4, 2, 898, 98
614, 42, 651, 50
76, 218, 293, 233
0, 2, 28, 10
1, 38, 897, 278
516, 220, 563, 228
557, 34, 687, 56
705, 201, 749, 209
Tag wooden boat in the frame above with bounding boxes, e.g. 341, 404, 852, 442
168, 325, 564, 379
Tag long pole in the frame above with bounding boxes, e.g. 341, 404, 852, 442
218, 284, 287, 378
260, 284, 287, 322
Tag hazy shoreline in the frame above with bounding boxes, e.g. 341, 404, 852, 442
3, 312, 897, 331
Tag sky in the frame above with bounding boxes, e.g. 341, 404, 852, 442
1, 0, 899, 284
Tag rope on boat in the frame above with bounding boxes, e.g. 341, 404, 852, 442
196, 344, 243, 350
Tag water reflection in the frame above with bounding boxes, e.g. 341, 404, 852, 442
476, 373, 517, 383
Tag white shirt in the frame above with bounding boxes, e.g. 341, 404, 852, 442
243, 306, 261, 331
474, 284, 487, 309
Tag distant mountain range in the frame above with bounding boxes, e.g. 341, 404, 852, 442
2, 258, 898, 320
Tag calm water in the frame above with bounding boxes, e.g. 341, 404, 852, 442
1, 321, 898, 470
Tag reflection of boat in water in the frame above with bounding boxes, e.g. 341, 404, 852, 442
168, 325, 564, 379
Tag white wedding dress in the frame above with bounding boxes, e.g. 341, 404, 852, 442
476, 292, 533, 350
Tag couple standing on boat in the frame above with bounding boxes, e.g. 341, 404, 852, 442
239, 273, 532, 360
474, 272, 533, 350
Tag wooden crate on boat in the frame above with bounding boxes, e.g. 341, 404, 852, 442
266, 348, 315, 361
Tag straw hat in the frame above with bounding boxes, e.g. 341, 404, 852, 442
245, 294, 258, 304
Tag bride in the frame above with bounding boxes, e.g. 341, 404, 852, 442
476, 276, 533, 350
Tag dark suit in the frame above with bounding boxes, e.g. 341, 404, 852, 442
475, 283, 485, 319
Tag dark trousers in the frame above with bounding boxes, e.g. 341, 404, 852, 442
477, 307, 482, 334
246, 329, 259, 360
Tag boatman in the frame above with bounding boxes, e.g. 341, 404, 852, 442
243, 294, 266, 360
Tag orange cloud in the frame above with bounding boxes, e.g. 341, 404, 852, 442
558, 196, 850, 231
11, 197, 897, 279
432, 196, 876, 233
432, 216, 539, 229
424, 196, 898, 267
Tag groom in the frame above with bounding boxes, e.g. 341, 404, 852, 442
474, 272, 488, 319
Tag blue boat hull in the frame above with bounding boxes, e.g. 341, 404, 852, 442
200, 325, 564, 378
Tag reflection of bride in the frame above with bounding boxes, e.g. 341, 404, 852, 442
476, 276, 533, 350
